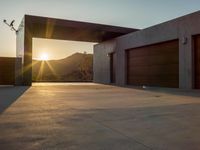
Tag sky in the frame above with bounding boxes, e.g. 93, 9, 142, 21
0, 0, 200, 59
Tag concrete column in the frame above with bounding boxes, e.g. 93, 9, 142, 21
93, 40, 116, 84
23, 27, 32, 86
116, 45, 126, 86
15, 57, 23, 85
179, 34, 193, 89
15, 18, 25, 86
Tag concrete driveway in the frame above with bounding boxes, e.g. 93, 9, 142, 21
0, 83, 200, 150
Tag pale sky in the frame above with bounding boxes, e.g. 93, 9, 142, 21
0, 0, 200, 59
33, 38, 95, 60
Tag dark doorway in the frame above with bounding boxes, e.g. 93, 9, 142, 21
194, 35, 200, 89
110, 52, 116, 83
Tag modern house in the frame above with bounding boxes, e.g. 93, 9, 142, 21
11, 10, 200, 89
94, 11, 200, 89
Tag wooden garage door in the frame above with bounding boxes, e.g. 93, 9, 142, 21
126, 40, 179, 88
194, 35, 200, 89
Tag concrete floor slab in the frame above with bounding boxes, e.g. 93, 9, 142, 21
0, 83, 200, 150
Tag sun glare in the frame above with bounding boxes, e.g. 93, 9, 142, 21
39, 53, 49, 61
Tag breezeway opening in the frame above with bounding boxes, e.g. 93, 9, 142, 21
32, 38, 96, 82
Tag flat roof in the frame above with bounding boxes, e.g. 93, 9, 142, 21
24, 15, 139, 42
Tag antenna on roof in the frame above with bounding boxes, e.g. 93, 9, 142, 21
3, 19, 18, 33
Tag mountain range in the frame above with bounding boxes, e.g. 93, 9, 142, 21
32, 53, 93, 82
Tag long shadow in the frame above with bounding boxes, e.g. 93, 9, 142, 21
0, 86, 30, 114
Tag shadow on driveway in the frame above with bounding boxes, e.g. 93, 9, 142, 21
0, 86, 29, 114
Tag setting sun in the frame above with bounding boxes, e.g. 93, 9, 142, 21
39, 53, 49, 61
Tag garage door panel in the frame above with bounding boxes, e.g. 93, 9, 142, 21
127, 40, 179, 88
128, 48, 178, 58
128, 63, 179, 73
128, 64, 178, 75
128, 75, 179, 82
128, 55, 178, 66
128, 42, 178, 58
128, 78, 178, 88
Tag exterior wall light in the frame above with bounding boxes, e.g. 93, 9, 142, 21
107, 53, 111, 57
182, 37, 188, 45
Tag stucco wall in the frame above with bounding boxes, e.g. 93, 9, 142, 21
93, 40, 116, 84
94, 11, 200, 89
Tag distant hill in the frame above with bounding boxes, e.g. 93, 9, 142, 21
32, 53, 93, 82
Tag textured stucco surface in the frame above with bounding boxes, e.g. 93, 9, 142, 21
93, 40, 116, 84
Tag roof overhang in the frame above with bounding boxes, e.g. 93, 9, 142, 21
23, 15, 139, 42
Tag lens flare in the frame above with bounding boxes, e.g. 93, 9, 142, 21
39, 53, 49, 61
